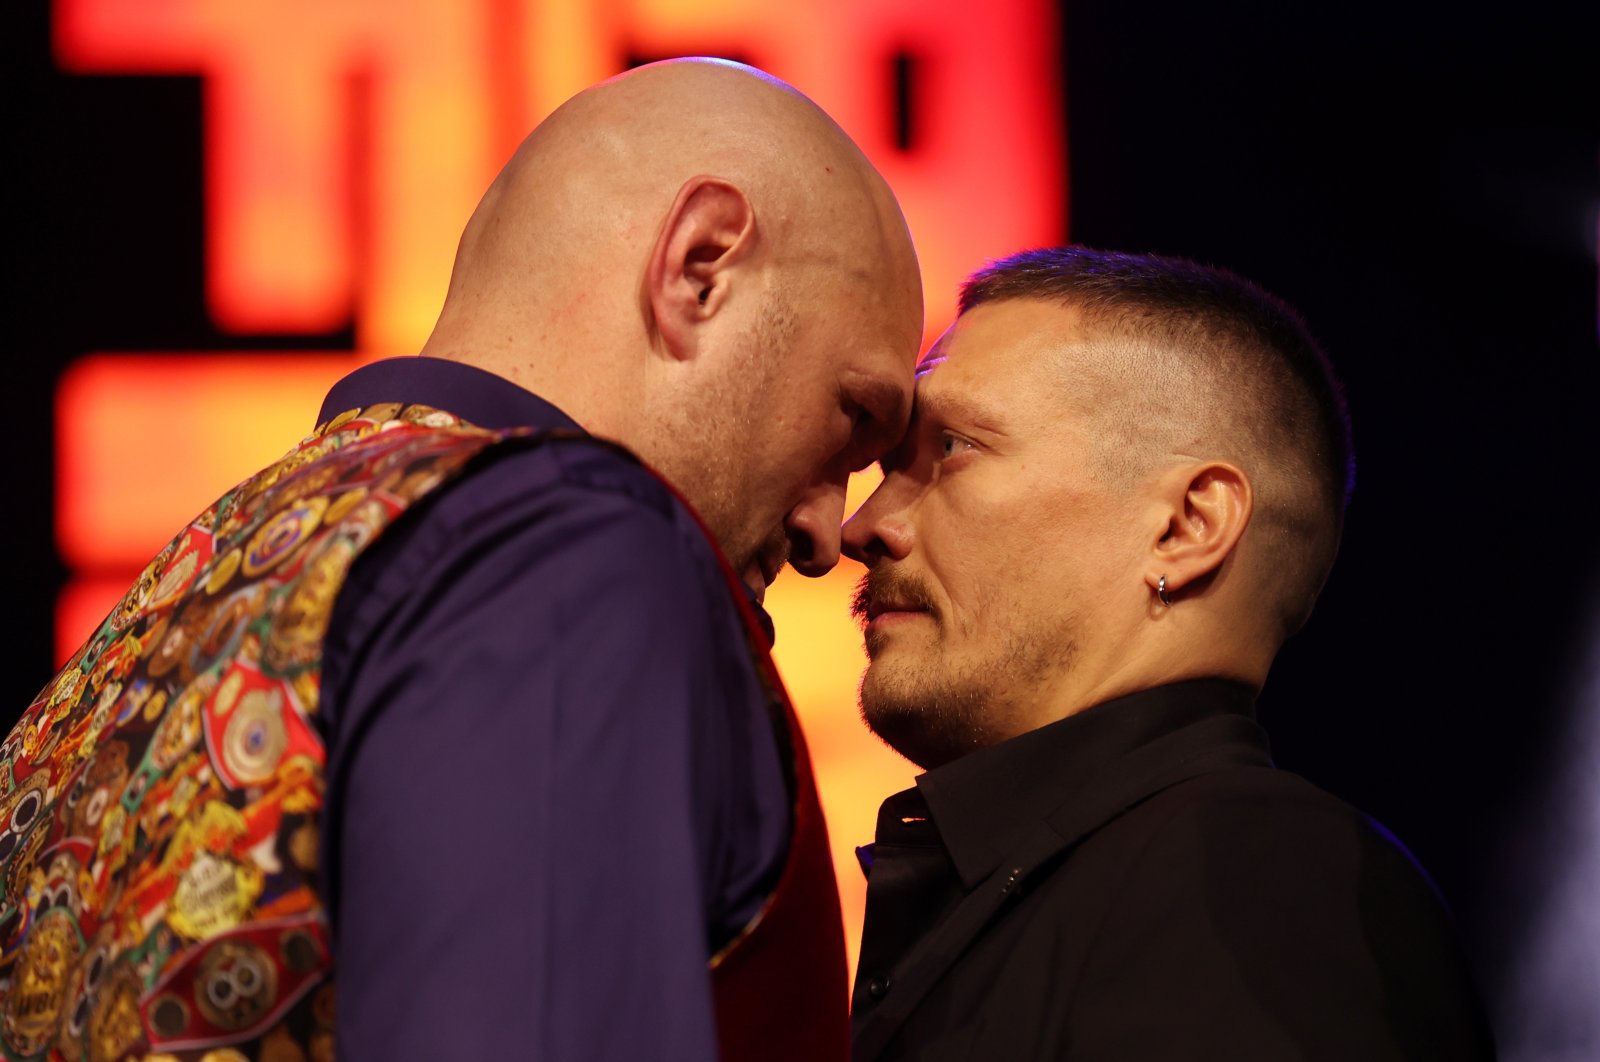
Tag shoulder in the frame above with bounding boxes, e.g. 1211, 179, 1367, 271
1064, 767, 1493, 1057
1085, 765, 1453, 936
406, 431, 711, 556
316, 430, 773, 806
1131, 766, 1434, 891
360, 432, 726, 603
1094, 765, 1479, 1006
324, 432, 742, 689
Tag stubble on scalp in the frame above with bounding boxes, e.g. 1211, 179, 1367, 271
852, 570, 1080, 770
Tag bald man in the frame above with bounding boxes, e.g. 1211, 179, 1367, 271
845, 248, 1493, 1059
1, 60, 921, 1060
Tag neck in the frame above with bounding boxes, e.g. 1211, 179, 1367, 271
1026, 624, 1270, 733
421, 330, 646, 445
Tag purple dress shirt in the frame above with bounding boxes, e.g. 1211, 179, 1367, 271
313, 357, 790, 1059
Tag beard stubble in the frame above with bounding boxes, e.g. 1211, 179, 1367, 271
853, 568, 1079, 770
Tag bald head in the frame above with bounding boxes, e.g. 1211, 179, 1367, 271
434, 60, 901, 342
421, 59, 924, 586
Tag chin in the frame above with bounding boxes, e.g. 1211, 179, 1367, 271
859, 664, 993, 771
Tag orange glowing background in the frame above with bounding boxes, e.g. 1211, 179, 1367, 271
52, 0, 1063, 978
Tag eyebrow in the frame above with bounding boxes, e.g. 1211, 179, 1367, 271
916, 387, 1008, 435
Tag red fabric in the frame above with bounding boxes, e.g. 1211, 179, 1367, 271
710, 686, 851, 1062
630, 459, 850, 1060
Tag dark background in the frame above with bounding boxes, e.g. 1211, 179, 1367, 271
11, 0, 1600, 1048
1059, 2, 1600, 1048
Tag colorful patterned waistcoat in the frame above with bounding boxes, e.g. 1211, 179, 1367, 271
0, 403, 509, 1060
1, 402, 847, 1061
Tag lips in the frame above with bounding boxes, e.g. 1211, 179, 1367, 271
865, 599, 925, 621
852, 569, 938, 633
864, 606, 929, 639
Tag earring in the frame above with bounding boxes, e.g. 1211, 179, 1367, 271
1157, 575, 1172, 608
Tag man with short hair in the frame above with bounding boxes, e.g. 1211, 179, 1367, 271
844, 247, 1493, 1060
1, 59, 921, 1060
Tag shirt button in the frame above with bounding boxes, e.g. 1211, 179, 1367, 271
867, 975, 892, 1000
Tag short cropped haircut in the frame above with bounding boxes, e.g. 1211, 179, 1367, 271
961, 246, 1354, 637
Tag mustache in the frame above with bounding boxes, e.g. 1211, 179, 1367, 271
850, 568, 940, 624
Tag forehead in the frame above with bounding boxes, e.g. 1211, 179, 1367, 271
865, 259, 925, 365
814, 259, 923, 396
916, 298, 1107, 415
829, 188, 924, 355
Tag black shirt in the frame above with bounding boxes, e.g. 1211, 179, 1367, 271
851, 680, 1495, 1061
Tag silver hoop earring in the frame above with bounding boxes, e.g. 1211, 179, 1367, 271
1157, 575, 1172, 608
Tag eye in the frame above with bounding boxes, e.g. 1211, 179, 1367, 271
939, 433, 976, 460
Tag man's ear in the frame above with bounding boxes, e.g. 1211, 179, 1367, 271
645, 176, 756, 360
1147, 461, 1253, 603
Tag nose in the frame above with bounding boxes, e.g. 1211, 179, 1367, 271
842, 476, 912, 565
784, 476, 847, 578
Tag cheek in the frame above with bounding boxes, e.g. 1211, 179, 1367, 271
917, 502, 1021, 632
771, 390, 850, 460
1025, 498, 1144, 599
923, 482, 1109, 620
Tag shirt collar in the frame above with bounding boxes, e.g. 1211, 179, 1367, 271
913, 678, 1261, 890
317, 356, 584, 433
